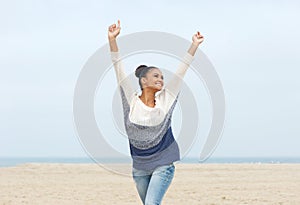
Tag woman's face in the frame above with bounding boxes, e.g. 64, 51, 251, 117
142, 68, 164, 91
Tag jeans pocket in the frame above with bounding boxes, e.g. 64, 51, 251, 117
166, 164, 175, 175
155, 163, 175, 182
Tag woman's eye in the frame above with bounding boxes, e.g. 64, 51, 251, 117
153, 74, 163, 80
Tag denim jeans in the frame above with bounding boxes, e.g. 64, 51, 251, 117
132, 163, 175, 205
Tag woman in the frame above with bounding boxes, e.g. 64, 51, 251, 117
108, 20, 204, 205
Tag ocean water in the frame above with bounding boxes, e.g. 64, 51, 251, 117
0, 157, 299, 167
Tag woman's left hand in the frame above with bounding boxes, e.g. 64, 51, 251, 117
192, 31, 204, 46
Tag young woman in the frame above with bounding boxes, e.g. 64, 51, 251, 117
108, 20, 204, 205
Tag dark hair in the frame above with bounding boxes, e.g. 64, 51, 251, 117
135, 65, 156, 90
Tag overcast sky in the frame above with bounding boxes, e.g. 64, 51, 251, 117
1, 0, 300, 158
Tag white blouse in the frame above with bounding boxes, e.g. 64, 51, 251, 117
111, 51, 194, 126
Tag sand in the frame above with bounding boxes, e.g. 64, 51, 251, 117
0, 163, 299, 205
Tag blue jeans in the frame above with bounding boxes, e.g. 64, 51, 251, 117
132, 163, 175, 205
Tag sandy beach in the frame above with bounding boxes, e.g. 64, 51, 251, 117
0, 163, 299, 205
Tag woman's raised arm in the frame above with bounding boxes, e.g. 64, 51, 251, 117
171, 31, 204, 81
108, 20, 121, 52
188, 31, 204, 56
108, 20, 135, 105
160, 31, 204, 112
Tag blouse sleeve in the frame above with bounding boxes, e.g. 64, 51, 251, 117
157, 52, 194, 112
111, 51, 135, 104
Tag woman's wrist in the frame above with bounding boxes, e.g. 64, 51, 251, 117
192, 42, 200, 47
108, 36, 116, 41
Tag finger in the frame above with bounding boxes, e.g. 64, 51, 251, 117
117, 19, 120, 28
197, 32, 203, 38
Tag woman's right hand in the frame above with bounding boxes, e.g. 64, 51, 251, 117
108, 20, 121, 40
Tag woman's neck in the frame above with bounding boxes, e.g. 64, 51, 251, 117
139, 89, 156, 107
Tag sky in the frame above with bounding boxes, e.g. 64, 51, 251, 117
0, 0, 300, 158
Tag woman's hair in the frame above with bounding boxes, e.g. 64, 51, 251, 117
135, 65, 156, 90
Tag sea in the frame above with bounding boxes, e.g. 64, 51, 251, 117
0, 157, 300, 167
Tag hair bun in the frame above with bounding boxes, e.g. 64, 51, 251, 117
135, 65, 147, 78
